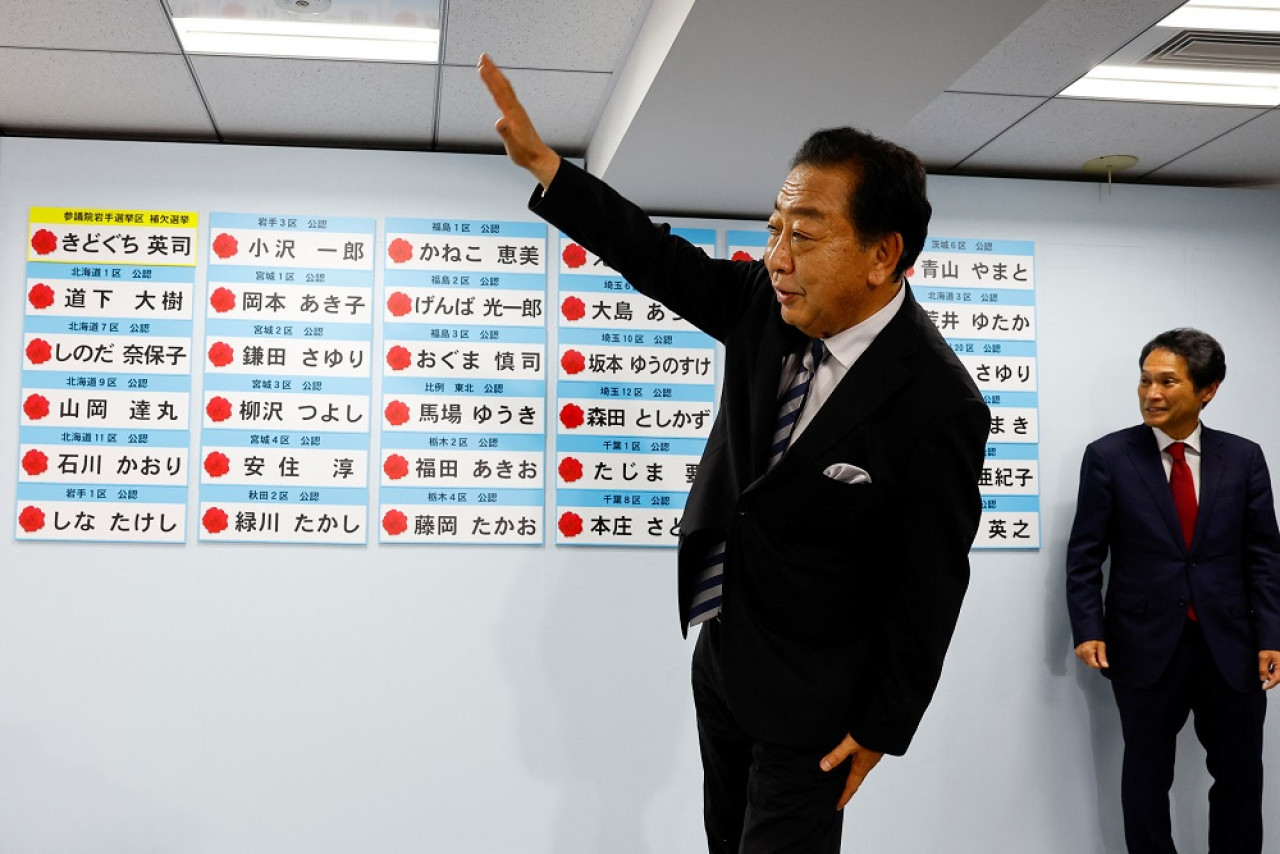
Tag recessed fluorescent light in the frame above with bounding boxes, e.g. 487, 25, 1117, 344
173, 17, 439, 63
1159, 0, 1280, 32
1061, 64, 1280, 106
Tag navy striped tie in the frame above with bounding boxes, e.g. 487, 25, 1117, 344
687, 340, 826, 627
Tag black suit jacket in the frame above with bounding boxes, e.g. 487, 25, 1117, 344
1066, 424, 1280, 692
533, 161, 990, 755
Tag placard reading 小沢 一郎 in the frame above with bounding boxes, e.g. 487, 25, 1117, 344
198, 213, 375, 545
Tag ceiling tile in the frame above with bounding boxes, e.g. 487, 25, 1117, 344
436, 65, 609, 153
443, 0, 648, 72
954, 97, 1264, 179
1143, 109, 1280, 186
898, 93, 1046, 171
0, 49, 215, 138
948, 0, 1184, 97
0, 0, 179, 52
192, 56, 438, 147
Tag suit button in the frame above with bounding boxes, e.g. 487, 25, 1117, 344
1177, 598, 1187, 608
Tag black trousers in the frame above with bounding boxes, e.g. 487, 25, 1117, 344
692, 619, 846, 853
1111, 619, 1267, 854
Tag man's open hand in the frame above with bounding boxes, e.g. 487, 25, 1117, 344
477, 53, 560, 189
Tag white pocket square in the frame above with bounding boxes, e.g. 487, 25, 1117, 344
822, 463, 872, 484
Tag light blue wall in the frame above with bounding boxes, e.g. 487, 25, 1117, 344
1, 137, 1278, 852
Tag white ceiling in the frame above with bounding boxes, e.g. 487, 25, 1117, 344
1, 0, 1277, 218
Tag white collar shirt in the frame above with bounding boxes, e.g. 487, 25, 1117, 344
786, 283, 907, 442
1153, 423, 1203, 501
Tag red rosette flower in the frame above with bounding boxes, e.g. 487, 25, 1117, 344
212, 232, 239, 259
382, 509, 409, 536
558, 456, 583, 483
559, 403, 585, 430
25, 338, 52, 365
386, 291, 413, 317
384, 400, 410, 426
560, 295, 586, 322
18, 505, 46, 533
30, 229, 57, 256
28, 283, 55, 310
23, 394, 50, 420
202, 507, 229, 534
21, 449, 49, 476
560, 349, 586, 375
904, 265, 915, 279
731, 250, 755, 262
383, 453, 410, 480
209, 287, 237, 313
207, 341, 235, 367
206, 396, 233, 423
387, 238, 414, 264
203, 451, 231, 478
562, 243, 588, 269
558, 511, 584, 537
386, 345, 412, 371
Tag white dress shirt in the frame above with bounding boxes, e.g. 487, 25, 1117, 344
1153, 423, 1203, 501
785, 283, 907, 443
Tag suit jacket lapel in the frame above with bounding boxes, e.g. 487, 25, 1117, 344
1194, 424, 1225, 548
1126, 426, 1188, 552
751, 286, 920, 481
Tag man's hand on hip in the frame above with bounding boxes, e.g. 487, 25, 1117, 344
1075, 640, 1109, 669
821, 733, 883, 810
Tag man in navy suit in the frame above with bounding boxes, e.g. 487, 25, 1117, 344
1067, 328, 1280, 853
480, 56, 990, 852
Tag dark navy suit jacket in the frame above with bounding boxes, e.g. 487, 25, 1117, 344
1066, 423, 1280, 692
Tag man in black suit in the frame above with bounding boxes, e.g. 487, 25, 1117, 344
1066, 328, 1280, 853
480, 55, 990, 851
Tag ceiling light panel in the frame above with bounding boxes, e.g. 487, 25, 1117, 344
1061, 64, 1280, 106
1159, 0, 1280, 33
167, 0, 440, 63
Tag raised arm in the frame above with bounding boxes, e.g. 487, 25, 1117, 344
477, 53, 561, 190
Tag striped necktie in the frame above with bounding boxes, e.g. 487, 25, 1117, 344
687, 340, 827, 628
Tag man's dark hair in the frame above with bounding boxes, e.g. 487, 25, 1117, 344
1140, 328, 1226, 395
790, 127, 931, 280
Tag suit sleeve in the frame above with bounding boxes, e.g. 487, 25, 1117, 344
1242, 444, 1280, 651
1065, 443, 1113, 647
848, 395, 989, 756
530, 159, 759, 343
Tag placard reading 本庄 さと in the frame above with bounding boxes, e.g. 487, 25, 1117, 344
553, 229, 717, 547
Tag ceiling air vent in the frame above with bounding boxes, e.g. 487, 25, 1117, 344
1142, 29, 1280, 70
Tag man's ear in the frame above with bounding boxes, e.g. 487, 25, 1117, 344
1198, 380, 1220, 407
870, 233, 904, 287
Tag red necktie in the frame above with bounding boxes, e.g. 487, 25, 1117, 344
1168, 441, 1198, 620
